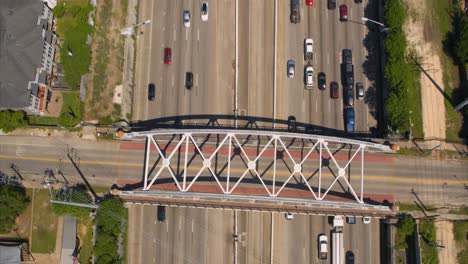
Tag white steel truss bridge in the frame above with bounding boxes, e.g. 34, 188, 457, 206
122, 129, 393, 205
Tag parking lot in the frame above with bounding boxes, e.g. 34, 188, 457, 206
127, 205, 381, 264
134, 0, 381, 134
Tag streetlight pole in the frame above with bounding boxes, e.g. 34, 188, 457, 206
120, 19, 151, 36
361, 17, 388, 32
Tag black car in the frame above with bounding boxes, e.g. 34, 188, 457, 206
157, 206, 166, 223
345, 87, 354, 107
318, 72, 326, 90
356, 82, 364, 99
148, 83, 155, 101
354, 0, 362, 3
287, 116, 297, 131
344, 63, 354, 86
342, 49, 352, 65
185, 72, 193, 89
327, 0, 336, 9
346, 251, 355, 264
346, 216, 356, 224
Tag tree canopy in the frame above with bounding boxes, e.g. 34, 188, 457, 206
0, 185, 29, 233
0, 110, 28, 133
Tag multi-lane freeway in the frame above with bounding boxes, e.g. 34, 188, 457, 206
133, 0, 380, 133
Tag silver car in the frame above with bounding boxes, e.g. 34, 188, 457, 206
287, 60, 295, 78
305, 66, 314, 87
183, 10, 190, 28
201, 1, 208, 21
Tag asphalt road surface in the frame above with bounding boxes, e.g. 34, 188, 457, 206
133, 0, 380, 134
126, 205, 380, 264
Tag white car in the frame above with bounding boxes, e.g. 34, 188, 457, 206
201, 1, 209, 21
305, 66, 314, 87
362, 216, 371, 224
287, 60, 295, 78
318, 234, 328, 260
284, 212, 294, 220
304, 38, 313, 61
183, 10, 190, 28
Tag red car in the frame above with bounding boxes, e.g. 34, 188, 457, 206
330, 82, 339, 99
164, 48, 171, 65
306, 0, 314, 7
339, 4, 348, 21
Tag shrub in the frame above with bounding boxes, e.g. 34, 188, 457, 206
0, 185, 29, 233
0, 110, 27, 133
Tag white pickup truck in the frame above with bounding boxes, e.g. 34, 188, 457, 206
304, 38, 314, 62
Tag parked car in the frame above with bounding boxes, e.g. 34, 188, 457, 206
185, 72, 193, 89
318, 234, 328, 260
287, 116, 297, 131
305, 66, 314, 87
148, 83, 155, 101
201, 1, 209, 21
356, 82, 364, 99
157, 206, 166, 222
342, 49, 352, 65
327, 0, 336, 9
306, 0, 314, 7
346, 251, 355, 264
288, 60, 295, 78
164, 48, 171, 65
339, 4, 348, 21
318, 72, 326, 90
183, 10, 190, 27
330, 81, 339, 98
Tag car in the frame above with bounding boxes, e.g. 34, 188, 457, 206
318, 72, 326, 90
344, 107, 355, 133
345, 87, 354, 107
330, 81, 339, 98
342, 49, 352, 65
201, 1, 208, 21
356, 82, 364, 99
287, 60, 295, 78
339, 4, 348, 21
344, 63, 354, 86
287, 116, 297, 131
363, 216, 371, 224
305, 66, 314, 87
148, 83, 155, 101
183, 10, 190, 27
346, 251, 355, 264
354, 0, 362, 3
306, 0, 314, 7
185, 72, 193, 89
157, 206, 166, 223
285, 212, 295, 220
304, 38, 314, 61
318, 234, 328, 260
346, 216, 356, 224
327, 0, 336, 9
164, 48, 171, 65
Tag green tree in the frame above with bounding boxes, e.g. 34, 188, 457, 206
0, 185, 29, 233
94, 231, 119, 263
454, 15, 468, 64
396, 216, 416, 249
0, 110, 27, 133
96, 197, 127, 236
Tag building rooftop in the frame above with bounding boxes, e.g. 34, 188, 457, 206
0, 0, 45, 109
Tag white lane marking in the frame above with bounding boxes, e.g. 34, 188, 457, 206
197, 29, 200, 41
172, 75, 174, 86
315, 99, 318, 112
196, 74, 198, 87
179, 215, 182, 231
328, 100, 331, 113
327, 53, 330, 65
192, 219, 194, 233
185, 30, 188, 41
174, 29, 176, 41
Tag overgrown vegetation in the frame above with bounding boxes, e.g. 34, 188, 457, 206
442, 2, 468, 140
383, 0, 424, 137
28, 92, 82, 127
396, 215, 416, 249
93, 197, 128, 263
52, 185, 92, 218
0, 110, 28, 133
54, 1, 93, 89
0, 185, 29, 233
419, 219, 439, 264
454, 220, 468, 264
31, 188, 57, 253
78, 217, 94, 264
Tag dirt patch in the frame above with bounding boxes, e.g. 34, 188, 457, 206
435, 221, 458, 264
404, 0, 446, 139
84, 0, 127, 120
